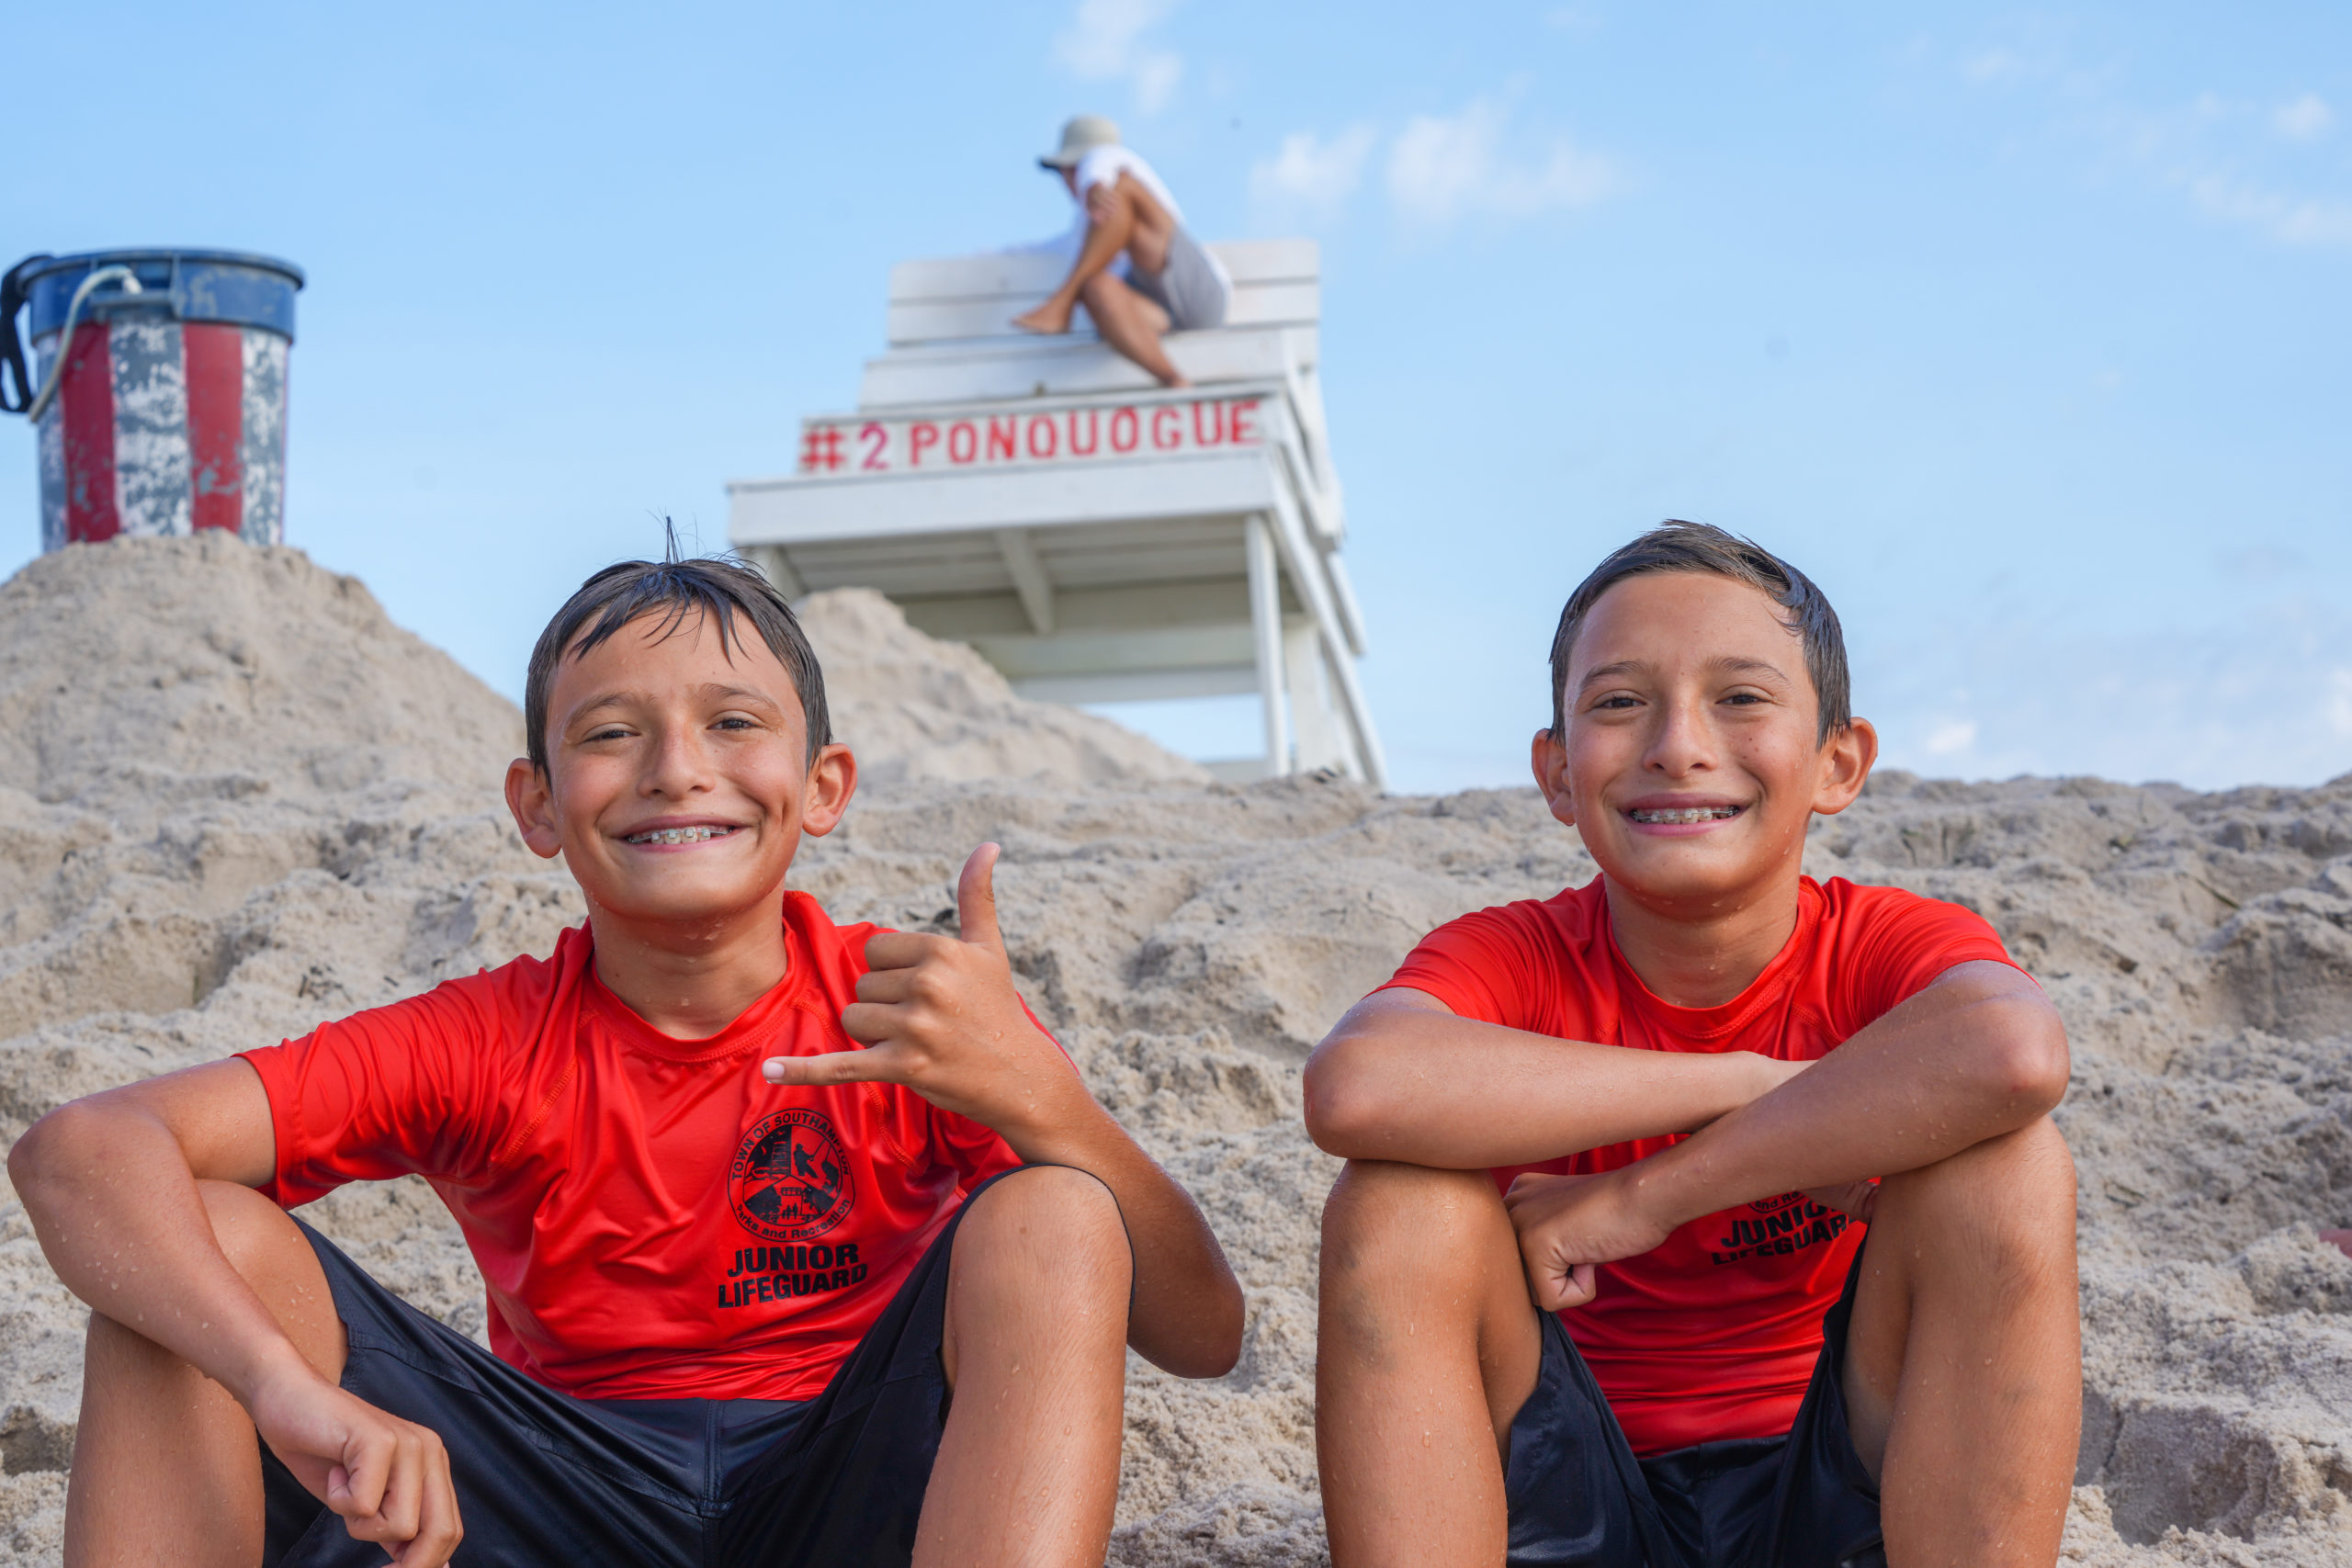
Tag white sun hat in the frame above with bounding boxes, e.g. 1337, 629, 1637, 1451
1039, 115, 1121, 170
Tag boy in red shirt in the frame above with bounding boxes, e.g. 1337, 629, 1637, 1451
1306, 523, 2079, 1567
13, 555, 1242, 1567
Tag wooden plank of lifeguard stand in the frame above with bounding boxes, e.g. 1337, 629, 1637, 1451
727, 239, 1385, 788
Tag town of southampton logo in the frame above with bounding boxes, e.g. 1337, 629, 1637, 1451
729, 1110, 854, 1242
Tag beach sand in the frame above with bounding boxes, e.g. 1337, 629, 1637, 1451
1, 537, 2347, 1564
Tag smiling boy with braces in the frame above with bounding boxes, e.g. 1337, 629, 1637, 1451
1306, 521, 2083, 1568
14, 551, 1242, 1568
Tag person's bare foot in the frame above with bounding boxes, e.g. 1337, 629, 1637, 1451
1012, 299, 1074, 334
2323, 1229, 2352, 1259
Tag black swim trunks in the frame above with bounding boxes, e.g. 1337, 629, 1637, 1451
263, 1169, 1023, 1567
1505, 1245, 1885, 1568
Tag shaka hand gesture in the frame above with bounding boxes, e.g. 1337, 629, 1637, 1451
763, 843, 1078, 1144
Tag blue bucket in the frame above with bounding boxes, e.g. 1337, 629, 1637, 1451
2, 249, 304, 550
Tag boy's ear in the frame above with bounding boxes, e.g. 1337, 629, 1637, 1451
504, 757, 565, 860
1530, 728, 1577, 828
796, 743, 859, 839
1810, 717, 1879, 818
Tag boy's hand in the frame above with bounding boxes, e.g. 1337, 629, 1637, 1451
761, 844, 1079, 1140
246, 1362, 462, 1566
1503, 1168, 1675, 1313
1505, 1163, 1881, 1314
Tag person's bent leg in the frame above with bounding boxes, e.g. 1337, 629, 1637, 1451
917, 1164, 1133, 1568
1077, 273, 1186, 388
1012, 201, 1138, 336
1842, 1117, 2080, 1567
64, 1179, 344, 1568
1317, 1160, 1544, 1568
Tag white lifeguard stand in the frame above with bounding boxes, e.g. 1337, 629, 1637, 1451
726, 240, 1385, 787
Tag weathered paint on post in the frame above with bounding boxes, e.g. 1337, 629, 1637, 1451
239, 331, 289, 543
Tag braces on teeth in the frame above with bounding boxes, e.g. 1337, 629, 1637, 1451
634, 826, 728, 845
1632, 807, 1741, 824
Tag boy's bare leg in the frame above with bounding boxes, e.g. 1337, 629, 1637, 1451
1843, 1117, 2080, 1567
1078, 273, 1185, 387
920, 1164, 1133, 1568
65, 1180, 345, 1568
1317, 1160, 1544, 1568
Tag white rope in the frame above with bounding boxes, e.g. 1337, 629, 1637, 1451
24, 265, 144, 424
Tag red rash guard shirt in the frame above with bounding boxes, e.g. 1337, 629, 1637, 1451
238, 892, 1023, 1403
1380, 875, 2019, 1457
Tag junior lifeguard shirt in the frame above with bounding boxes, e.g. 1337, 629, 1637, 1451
1380, 875, 2018, 1457
238, 892, 1023, 1402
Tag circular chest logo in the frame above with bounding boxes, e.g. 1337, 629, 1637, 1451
1747, 1191, 1806, 1215
729, 1109, 854, 1243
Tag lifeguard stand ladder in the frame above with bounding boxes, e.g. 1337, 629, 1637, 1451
726, 240, 1385, 787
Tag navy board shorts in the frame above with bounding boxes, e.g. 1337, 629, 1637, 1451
261, 1170, 1019, 1567
1505, 1245, 1886, 1568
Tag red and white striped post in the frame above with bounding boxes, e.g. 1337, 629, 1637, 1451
2, 251, 304, 551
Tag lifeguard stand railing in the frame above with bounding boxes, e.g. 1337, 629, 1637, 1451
727, 239, 1384, 787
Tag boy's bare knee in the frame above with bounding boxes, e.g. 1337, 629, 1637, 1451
944, 1168, 1131, 1391
1323, 1160, 1505, 1258
197, 1180, 304, 1273
1878, 1118, 2075, 1279
960, 1165, 1129, 1280
193, 1180, 344, 1373
1887, 1117, 2073, 1208
2000, 1115, 2077, 1204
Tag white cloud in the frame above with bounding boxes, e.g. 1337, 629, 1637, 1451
2273, 92, 2334, 142
1974, 45, 2352, 255
2188, 173, 2352, 250
1053, 0, 1183, 115
1249, 126, 1377, 220
1925, 718, 1980, 756
1385, 97, 1615, 227
2328, 670, 2352, 739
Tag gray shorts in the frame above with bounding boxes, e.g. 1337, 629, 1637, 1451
1126, 227, 1229, 331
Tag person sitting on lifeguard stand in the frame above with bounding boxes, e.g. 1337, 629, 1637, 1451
1012, 116, 1230, 389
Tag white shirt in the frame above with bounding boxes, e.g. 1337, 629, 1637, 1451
1008, 145, 1218, 292
1069, 145, 1184, 223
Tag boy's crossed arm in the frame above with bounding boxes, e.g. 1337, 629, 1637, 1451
1305, 959, 2067, 1312
1508, 958, 2065, 1309
1306, 991, 1809, 1168
763, 843, 1244, 1379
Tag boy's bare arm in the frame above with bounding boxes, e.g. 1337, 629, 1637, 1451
12, 1063, 288, 1382
1508, 960, 2069, 1310
763, 844, 1245, 1379
9, 1061, 462, 1561
1303, 988, 1804, 1167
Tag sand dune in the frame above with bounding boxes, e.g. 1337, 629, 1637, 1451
1, 538, 2347, 1563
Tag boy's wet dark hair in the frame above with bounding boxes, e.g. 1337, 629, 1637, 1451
1547, 521, 1850, 743
525, 551, 831, 773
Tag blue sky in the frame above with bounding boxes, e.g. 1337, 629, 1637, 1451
6, 2, 2348, 793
